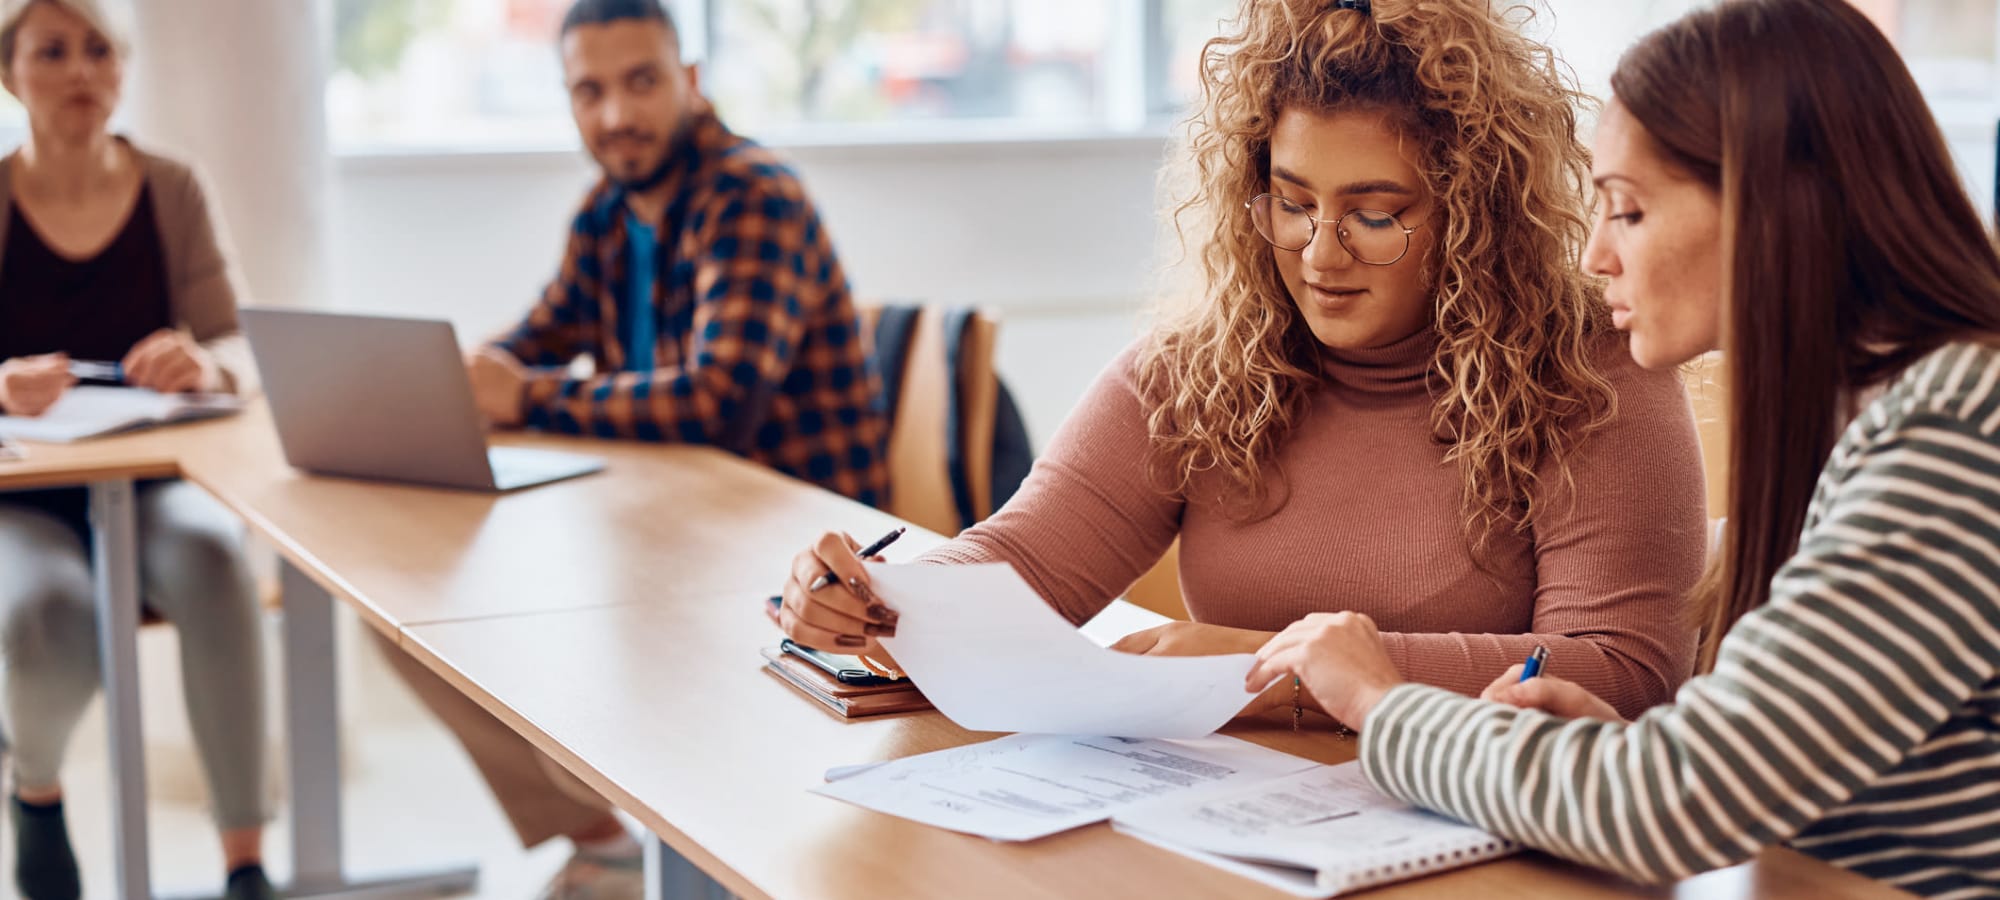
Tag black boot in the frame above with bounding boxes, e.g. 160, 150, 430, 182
11, 795, 80, 900
224, 863, 279, 900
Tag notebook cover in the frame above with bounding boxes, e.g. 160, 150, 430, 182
760, 646, 934, 717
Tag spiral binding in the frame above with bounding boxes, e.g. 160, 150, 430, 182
1338, 836, 1516, 891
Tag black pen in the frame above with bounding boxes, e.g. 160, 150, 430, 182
808, 526, 905, 592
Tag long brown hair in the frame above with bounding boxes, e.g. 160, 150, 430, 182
1141, 0, 1615, 537
1613, 0, 2000, 671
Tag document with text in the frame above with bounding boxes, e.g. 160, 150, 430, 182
813, 732, 1318, 842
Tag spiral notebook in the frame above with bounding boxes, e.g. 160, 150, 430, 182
1112, 761, 1516, 897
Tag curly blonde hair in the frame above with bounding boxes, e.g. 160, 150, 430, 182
1139, 0, 1616, 539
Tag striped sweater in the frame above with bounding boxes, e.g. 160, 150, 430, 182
1361, 342, 2000, 898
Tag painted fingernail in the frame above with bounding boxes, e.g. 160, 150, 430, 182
835, 635, 868, 648
864, 623, 897, 637
865, 603, 898, 623
848, 577, 874, 599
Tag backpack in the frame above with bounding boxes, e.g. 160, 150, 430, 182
871, 304, 1034, 532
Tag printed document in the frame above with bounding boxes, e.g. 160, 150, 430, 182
814, 732, 1318, 842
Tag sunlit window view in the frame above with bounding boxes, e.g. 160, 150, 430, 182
706, 0, 1110, 128
321, 0, 1998, 152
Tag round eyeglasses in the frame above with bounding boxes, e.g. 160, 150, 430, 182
1245, 193, 1421, 266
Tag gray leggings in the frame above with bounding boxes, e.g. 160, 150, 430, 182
0, 481, 267, 830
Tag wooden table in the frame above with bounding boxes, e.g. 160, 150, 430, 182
164, 406, 922, 633
1, 408, 1912, 900
400, 593, 1912, 900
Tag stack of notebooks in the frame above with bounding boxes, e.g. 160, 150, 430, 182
760, 645, 931, 717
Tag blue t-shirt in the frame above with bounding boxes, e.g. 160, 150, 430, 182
624, 210, 659, 374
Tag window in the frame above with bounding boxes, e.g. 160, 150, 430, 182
0, 92, 23, 145
1153, 0, 1236, 116
328, 0, 575, 150
327, 0, 1238, 151
325, 0, 2000, 153
708, 0, 1112, 131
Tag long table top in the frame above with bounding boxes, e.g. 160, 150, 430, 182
0, 410, 1912, 900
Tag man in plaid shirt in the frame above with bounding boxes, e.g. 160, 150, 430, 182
462, 3, 888, 510
387, 3, 889, 897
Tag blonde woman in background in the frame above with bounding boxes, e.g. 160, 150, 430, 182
775, 0, 1708, 724
0, 0, 271, 897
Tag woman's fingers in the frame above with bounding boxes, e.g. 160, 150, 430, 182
1108, 625, 1166, 655
779, 602, 874, 652
1479, 664, 1529, 701
778, 533, 900, 646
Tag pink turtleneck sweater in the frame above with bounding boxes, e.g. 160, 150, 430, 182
923, 329, 1708, 717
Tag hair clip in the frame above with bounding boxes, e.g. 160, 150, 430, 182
1333, 0, 1371, 11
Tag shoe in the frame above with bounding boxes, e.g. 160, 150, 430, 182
533, 848, 645, 900
11, 795, 80, 900
224, 864, 279, 900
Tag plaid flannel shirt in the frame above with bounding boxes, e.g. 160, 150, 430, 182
495, 109, 889, 507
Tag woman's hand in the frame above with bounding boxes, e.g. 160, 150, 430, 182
1246, 612, 1404, 728
768, 531, 899, 664
1480, 665, 1626, 723
1109, 621, 1271, 657
0, 353, 77, 416
1112, 622, 1284, 717
122, 329, 222, 394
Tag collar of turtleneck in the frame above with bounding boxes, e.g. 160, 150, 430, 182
1317, 326, 1437, 395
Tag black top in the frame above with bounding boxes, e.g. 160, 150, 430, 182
0, 184, 174, 546
0, 184, 171, 362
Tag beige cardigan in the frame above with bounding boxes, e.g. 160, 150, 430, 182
0, 140, 257, 392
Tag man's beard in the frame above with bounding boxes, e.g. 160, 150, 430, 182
606, 144, 676, 192
599, 113, 695, 193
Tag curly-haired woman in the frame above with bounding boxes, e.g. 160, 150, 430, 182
772, 0, 1708, 722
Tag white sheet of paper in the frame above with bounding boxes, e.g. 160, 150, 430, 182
0, 386, 241, 443
813, 732, 1318, 842
870, 563, 1258, 739
1078, 598, 1174, 647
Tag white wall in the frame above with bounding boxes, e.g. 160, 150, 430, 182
328, 135, 1169, 336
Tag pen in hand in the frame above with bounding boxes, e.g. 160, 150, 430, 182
1519, 645, 1548, 682
68, 359, 124, 383
808, 526, 905, 592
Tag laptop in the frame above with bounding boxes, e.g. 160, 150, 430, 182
241, 308, 605, 492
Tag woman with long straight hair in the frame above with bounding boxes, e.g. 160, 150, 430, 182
1249, 0, 2000, 894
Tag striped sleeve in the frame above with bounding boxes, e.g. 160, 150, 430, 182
519, 181, 815, 447
1358, 410, 2000, 884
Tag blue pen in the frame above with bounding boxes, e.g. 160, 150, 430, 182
1519, 645, 1549, 682
68, 359, 124, 382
